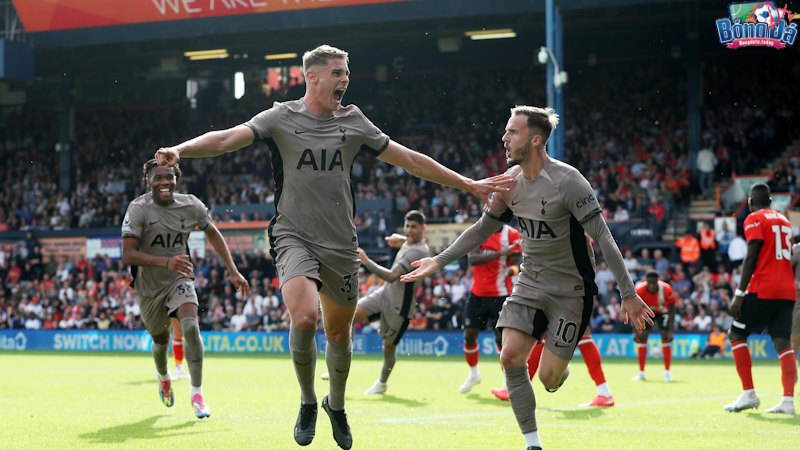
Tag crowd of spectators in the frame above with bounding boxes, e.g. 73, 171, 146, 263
1, 55, 799, 335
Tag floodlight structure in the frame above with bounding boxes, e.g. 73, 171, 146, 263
541, 0, 565, 161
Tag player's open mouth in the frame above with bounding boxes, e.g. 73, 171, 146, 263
333, 89, 345, 102
159, 188, 171, 197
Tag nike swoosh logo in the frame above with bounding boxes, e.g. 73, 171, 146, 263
511, 200, 521, 206
149, 220, 160, 225
335, 369, 349, 374
294, 129, 307, 134
554, 342, 571, 348
348, 296, 357, 302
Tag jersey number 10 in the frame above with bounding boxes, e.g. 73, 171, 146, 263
772, 225, 792, 260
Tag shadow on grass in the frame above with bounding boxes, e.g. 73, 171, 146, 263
353, 394, 429, 408
79, 415, 198, 444
551, 407, 605, 420
464, 393, 511, 408
745, 411, 800, 426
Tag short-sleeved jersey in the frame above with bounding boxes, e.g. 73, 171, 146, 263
635, 280, 677, 314
470, 225, 521, 297
246, 99, 390, 253
486, 160, 600, 298
743, 209, 795, 301
122, 192, 210, 298
369, 240, 431, 319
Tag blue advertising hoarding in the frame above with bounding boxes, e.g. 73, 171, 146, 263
0, 330, 781, 360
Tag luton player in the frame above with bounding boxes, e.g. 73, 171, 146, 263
403, 106, 653, 450
155, 44, 511, 449
725, 183, 796, 414
459, 224, 521, 394
631, 271, 677, 382
792, 242, 800, 363
122, 159, 250, 419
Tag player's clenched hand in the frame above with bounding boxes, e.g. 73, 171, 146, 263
230, 270, 250, 297
385, 233, 406, 249
155, 147, 180, 167
400, 257, 441, 283
620, 295, 655, 334
469, 174, 514, 208
167, 254, 194, 277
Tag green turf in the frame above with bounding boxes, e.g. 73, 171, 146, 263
0, 352, 797, 449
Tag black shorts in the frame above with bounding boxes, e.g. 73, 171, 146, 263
730, 294, 794, 339
645, 313, 671, 332
463, 294, 505, 330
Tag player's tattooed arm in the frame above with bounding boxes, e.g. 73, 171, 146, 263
468, 246, 516, 266
359, 248, 403, 282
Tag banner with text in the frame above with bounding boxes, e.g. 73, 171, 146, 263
0, 330, 778, 360
13, 0, 410, 33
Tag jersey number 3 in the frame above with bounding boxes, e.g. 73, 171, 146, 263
772, 225, 792, 260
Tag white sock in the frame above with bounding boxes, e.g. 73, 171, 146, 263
191, 386, 203, 397
158, 371, 170, 381
596, 382, 611, 397
783, 396, 794, 403
523, 430, 542, 448
743, 388, 756, 396
469, 365, 480, 378
639, 371, 645, 377
175, 364, 183, 371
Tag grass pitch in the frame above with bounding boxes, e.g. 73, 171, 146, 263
1, 351, 797, 449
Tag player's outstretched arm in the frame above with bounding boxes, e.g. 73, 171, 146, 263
204, 223, 250, 297
378, 140, 512, 206
400, 257, 441, 283
155, 125, 255, 167
359, 247, 404, 282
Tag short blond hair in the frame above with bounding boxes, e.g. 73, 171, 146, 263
511, 105, 559, 143
302, 44, 349, 74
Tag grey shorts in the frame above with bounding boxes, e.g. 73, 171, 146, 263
138, 279, 198, 336
359, 290, 411, 345
273, 234, 360, 307
497, 283, 593, 360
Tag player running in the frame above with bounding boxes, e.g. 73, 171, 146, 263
122, 159, 249, 419
631, 271, 677, 382
155, 44, 511, 449
403, 106, 653, 450
725, 183, 796, 414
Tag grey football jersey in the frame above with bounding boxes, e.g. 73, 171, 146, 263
245, 99, 390, 252
121, 193, 210, 297
487, 160, 601, 298
372, 240, 432, 319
